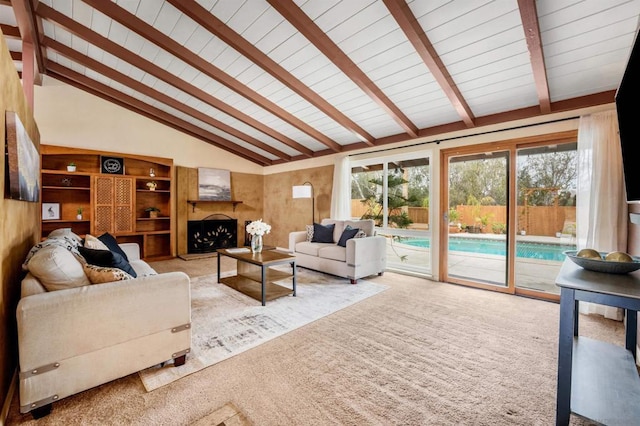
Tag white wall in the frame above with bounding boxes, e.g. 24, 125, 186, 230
34, 76, 263, 174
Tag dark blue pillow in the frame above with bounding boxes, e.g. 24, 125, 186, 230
337, 227, 360, 247
78, 246, 137, 278
311, 223, 335, 243
98, 232, 129, 262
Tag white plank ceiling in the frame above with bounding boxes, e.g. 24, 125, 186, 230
1, 0, 639, 165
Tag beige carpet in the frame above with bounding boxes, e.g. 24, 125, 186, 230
6, 258, 621, 425
139, 268, 388, 391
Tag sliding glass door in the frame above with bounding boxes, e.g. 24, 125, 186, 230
440, 132, 578, 300
443, 150, 509, 289
351, 154, 431, 275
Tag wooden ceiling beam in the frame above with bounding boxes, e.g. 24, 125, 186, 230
268, 0, 419, 139
384, 0, 476, 128
46, 63, 272, 166
44, 38, 291, 162
518, 0, 551, 114
81, 0, 339, 153
10, 50, 21, 61
167, 0, 375, 147
0, 23, 20, 39
11, 0, 46, 75
36, 3, 312, 158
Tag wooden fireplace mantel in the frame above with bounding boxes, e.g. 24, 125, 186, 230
187, 200, 243, 212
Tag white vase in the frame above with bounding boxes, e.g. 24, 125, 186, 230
251, 234, 263, 253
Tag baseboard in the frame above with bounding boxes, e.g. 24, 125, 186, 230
0, 368, 17, 426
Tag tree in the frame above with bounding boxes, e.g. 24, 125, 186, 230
360, 168, 417, 228
448, 157, 507, 207
517, 151, 577, 206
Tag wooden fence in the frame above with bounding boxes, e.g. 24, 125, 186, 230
350, 200, 576, 236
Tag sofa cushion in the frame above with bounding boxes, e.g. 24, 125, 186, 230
295, 241, 333, 256
345, 220, 374, 237
321, 219, 345, 242
318, 245, 346, 262
83, 263, 134, 284
98, 232, 130, 262
129, 260, 158, 277
337, 227, 360, 247
26, 245, 90, 291
78, 246, 137, 278
312, 222, 335, 243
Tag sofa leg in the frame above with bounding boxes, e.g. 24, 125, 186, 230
378, 272, 384, 276
31, 404, 52, 419
350, 279, 357, 284
173, 354, 187, 367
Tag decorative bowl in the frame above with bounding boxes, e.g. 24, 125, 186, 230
564, 250, 640, 274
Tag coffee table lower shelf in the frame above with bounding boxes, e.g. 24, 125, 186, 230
220, 275, 293, 303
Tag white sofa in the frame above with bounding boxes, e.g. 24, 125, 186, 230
17, 242, 191, 417
289, 219, 387, 283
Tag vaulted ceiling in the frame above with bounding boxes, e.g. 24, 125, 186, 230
1, 0, 639, 165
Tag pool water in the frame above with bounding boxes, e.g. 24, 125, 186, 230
403, 237, 575, 261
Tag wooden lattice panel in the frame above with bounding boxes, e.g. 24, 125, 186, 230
95, 176, 114, 205
94, 206, 113, 234
114, 206, 133, 233
114, 178, 132, 205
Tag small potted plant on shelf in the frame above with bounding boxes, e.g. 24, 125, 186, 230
76, 207, 83, 220
146, 181, 158, 191
145, 207, 160, 218
67, 162, 76, 172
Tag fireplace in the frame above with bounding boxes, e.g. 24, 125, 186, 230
187, 214, 237, 254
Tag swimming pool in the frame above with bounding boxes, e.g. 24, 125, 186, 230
403, 237, 575, 261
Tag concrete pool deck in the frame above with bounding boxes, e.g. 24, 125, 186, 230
382, 232, 577, 295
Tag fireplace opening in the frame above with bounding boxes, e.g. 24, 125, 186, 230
187, 214, 237, 254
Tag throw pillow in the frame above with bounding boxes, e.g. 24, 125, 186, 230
97, 232, 130, 262
311, 222, 335, 243
47, 228, 82, 242
22, 235, 82, 271
83, 263, 134, 284
305, 224, 314, 242
337, 227, 360, 247
78, 246, 137, 278
84, 234, 110, 250
27, 245, 90, 291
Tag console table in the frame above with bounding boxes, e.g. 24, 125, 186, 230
555, 259, 640, 425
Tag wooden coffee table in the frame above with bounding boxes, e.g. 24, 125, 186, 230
216, 248, 296, 306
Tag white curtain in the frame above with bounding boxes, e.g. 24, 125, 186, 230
577, 110, 628, 320
330, 155, 351, 220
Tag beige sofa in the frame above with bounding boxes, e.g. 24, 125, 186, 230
17, 242, 191, 417
289, 219, 387, 283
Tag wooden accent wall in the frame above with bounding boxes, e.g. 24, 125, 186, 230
0, 32, 41, 414
176, 166, 264, 254
263, 165, 334, 249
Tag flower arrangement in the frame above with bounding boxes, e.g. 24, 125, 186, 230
246, 219, 271, 236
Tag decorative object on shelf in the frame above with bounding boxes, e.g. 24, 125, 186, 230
5, 111, 40, 202
100, 155, 124, 174
198, 167, 231, 201
146, 181, 157, 191
76, 207, 83, 220
564, 250, 640, 274
246, 219, 271, 254
145, 207, 161, 218
67, 162, 76, 172
42, 202, 60, 220
292, 181, 315, 223
149, 168, 155, 177
61, 177, 72, 187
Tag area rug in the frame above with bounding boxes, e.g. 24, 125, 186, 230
139, 268, 388, 391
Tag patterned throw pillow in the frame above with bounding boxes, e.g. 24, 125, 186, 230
305, 224, 314, 242
345, 224, 367, 238
22, 235, 82, 271
83, 263, 134, 284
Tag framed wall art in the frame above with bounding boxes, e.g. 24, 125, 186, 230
5, 111, 40, 202
42, 203, 60, 220
198, 168, 231, 201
